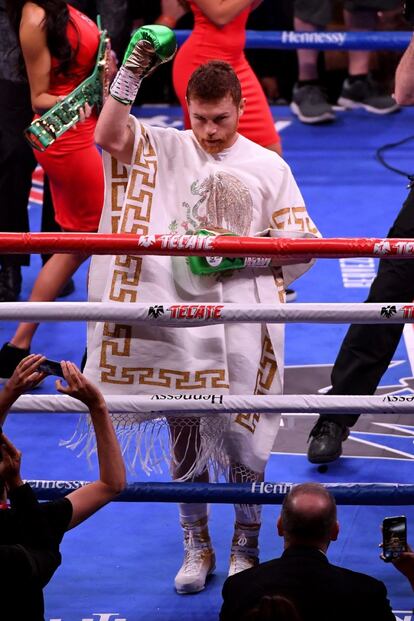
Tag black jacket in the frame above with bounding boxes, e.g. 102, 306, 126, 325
220, 544, 395, 621
0, 484, 72, 621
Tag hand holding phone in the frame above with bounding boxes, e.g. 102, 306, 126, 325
382, 515, 407, 562
38, 359, 65, 378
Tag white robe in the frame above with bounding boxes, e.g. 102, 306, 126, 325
84, 117, 320, 476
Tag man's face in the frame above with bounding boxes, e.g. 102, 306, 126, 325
187, 94, 245, 154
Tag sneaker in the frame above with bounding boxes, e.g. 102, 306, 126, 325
307, 419, 349, 464
0, 266, 22, 302
228, 522, 260, 577
0, 342, 30, 382
286, 288, 297, 303
175, 517, 215, 594
338, 77, 400, 115
290, 83, 335, 124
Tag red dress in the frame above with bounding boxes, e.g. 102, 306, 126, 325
34, 5, 104, 232
172, 1, 280, 148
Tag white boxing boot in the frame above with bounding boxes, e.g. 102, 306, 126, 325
175, 516, 215, 594
228, 521, 260, 576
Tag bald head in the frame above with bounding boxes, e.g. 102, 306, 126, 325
279, 483, 338, 548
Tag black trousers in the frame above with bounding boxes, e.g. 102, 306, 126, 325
0, 79, 57, 268
322, 186, 414, 426
0, 79, 34, 266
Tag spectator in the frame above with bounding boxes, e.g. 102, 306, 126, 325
220, 482, 395, 621
291, 0, 400, 124
0, 354, 126, 620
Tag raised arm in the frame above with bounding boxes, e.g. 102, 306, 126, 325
19, 3, 60, 113
96, 25, 176, 163
192, 0, 260, 26
394, 35, 414, 105
94, 95, 137, 164
56, 362, 126, 529
95, 30, 159, 163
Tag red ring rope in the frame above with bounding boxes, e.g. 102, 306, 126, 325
0, 233, 412, 258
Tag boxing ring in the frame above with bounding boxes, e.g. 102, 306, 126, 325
4, 235, 414, 499
8, 28, 414, 621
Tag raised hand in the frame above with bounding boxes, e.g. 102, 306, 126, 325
122, 25, 177, 79
55, 361, 105, 410
110, 25, 177, 106
5, 353, 47, 397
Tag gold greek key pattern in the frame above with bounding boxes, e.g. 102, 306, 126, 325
271, 206, 318, 235
234, 412, 260, 434
270, 268, 286, 303
254, 334, 278, 394
110, 157, 129, 233
234, 333, 278, 434
134, 368, 229, 389
102, 357, 230, 389
235, 332, 277, 434
101, 128, 158, 384
100, 323, 133, 383
108, 259, 143, 302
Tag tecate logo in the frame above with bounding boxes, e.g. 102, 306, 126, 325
169, 304, 223, 319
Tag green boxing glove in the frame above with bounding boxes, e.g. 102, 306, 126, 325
188, 230, 271, 276
110, 25, 177, 105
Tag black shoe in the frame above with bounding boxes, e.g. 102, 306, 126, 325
307, 420, 349, 464
338, 76, 400, 115
58, 278, 75, 298
0, 266, 22, 302
291, 83, 335, 124
0, 342, 30, 382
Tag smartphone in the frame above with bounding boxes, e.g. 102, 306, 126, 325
38, 359, 65, 378
382, 515, 407, 562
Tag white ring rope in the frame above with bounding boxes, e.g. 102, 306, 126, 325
0, 302, 412, 324
10, 394, 414, 416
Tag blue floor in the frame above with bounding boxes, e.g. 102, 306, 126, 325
3, 106, 414, 621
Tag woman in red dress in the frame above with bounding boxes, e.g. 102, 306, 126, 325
172, 0, 282, 154
2, 0, 104, 372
